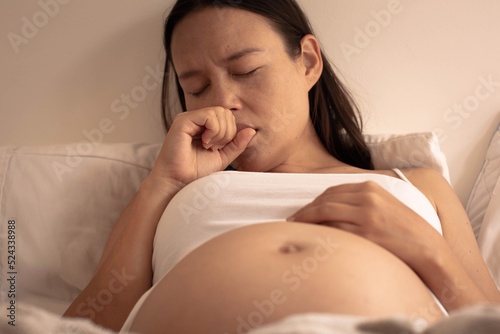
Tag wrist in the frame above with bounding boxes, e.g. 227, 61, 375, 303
140, 174, 186, 202
403, 229, 446, 271
412, 238, 490, 309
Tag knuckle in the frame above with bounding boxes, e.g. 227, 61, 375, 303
213, 106, 226, 115
323, 187, 336, 195
359, 182, 383, 205
173, 112, 186, 122
207, 109, 218, 118
364, 191, 379, 204
361, 181, 380, 191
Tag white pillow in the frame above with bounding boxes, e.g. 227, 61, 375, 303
466, 123, 500, 239
478, 176, 500, 288
365, 132, 450, 181
0, 133, 448, 315
0, 143, 160, 315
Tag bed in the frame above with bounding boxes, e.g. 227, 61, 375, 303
2, 0, 500, 332
1, 127, 500, 333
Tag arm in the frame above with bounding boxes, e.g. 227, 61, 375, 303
63, 107, 256, 331
63, 176, 184, 331
404, 168, 500, 306
288, 168, 500, 313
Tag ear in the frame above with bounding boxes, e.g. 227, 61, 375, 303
299, 34, 323, 91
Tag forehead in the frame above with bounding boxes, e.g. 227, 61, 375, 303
171, 7, 284, 69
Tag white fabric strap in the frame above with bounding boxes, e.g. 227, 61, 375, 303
393, 168, 412, 184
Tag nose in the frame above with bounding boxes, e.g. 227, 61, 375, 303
209, 79, 241, 112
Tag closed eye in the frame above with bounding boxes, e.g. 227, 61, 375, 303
232, 68, 260, 78
188, 68, 260, 97
190, 84, 210, 97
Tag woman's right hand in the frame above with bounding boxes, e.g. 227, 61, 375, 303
150, 107, 256, 185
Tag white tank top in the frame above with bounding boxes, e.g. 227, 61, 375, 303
152, 170, 442, 283
121, 170, 445, 331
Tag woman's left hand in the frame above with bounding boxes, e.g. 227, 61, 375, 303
287, 181, 443, 266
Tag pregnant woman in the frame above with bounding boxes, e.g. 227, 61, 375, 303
64, 1, 500, 333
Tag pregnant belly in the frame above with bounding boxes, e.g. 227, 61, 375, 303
130, 222, 445, 334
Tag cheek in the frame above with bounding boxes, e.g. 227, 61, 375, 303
184, 96, 201, 111
261, 81, 310, 134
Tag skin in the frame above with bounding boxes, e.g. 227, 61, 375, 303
130, 223, 445, 333
63, 6, 500, 332
167, 6, 338, 178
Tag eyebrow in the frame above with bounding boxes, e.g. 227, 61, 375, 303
178, 47, 265, 81
224, 47, 264, 63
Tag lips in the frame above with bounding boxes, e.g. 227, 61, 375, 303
236, 123, 256, 132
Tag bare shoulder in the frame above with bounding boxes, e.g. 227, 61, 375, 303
396, 167, 458, 211
399, 167, 448, 185
398, 168, 475, 244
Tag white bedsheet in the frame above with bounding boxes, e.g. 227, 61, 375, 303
3, 303, 500, 334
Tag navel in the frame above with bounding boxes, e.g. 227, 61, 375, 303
279, 242, 304, 254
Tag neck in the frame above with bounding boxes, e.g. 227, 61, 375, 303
269, 156, 352, 174
269, 125, 353, 174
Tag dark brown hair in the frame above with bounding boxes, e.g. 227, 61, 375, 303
162, 0, 374, 170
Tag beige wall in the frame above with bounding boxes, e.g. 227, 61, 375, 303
0, 0, 168, 146
1, 0, 500, 204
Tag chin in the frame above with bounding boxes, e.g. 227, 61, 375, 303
231, 150, 267, 172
